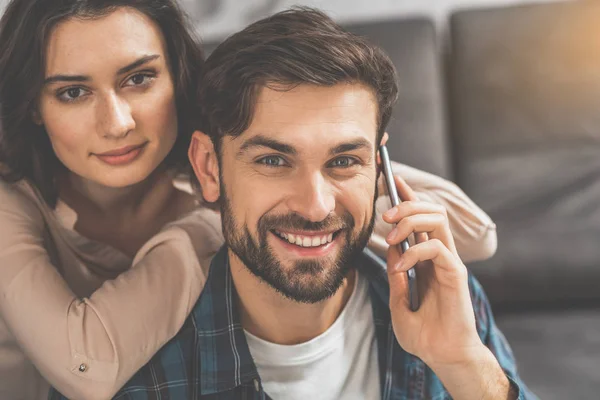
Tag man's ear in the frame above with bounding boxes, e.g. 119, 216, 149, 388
380, 132, 390, 147
376, 132, 390, 167
188, 131, 220, 203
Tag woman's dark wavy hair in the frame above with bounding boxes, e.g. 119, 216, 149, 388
0, 0, 204, 207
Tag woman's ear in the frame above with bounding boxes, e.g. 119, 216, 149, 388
188, 131, 220, 203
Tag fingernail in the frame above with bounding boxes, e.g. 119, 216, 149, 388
386, 230, 398, 242
384, 207, 398, 219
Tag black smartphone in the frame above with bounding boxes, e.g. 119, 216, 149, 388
379, 145, 419, 312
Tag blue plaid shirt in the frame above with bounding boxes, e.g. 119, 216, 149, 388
50, 247, 536, 400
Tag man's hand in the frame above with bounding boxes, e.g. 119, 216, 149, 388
383, 175, 515, 400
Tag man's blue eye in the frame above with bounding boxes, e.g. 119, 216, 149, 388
259, 156, 285, 166
330, 157, 356, 168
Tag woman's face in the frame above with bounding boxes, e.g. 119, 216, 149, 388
38, 7, 178, 188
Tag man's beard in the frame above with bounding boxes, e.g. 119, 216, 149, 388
220, 183, 377, 304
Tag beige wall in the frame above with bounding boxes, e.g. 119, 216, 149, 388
0, 0, 567, 41
181, 0, 566, 41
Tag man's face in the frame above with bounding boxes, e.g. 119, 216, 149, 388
219, 83, 379, 303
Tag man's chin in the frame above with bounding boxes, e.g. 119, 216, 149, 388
250, 253, 350, 304
268, 270, 347, 304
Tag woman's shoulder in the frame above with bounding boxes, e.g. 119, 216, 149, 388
0, 178, 46, 222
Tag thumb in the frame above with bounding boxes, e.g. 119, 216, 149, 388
387, 244, 411, 313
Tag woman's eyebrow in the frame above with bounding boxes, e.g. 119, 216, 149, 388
116, 54, 160, 75
44, 54, 161, 85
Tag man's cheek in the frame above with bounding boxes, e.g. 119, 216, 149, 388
342, 187, 375, 218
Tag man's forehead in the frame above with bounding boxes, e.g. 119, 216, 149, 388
231, 83, 379, 152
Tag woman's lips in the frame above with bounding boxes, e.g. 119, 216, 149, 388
94, 143, 147, 166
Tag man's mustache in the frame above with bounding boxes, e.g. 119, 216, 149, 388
258, 212, 354, 233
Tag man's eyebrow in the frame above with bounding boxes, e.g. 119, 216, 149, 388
44, 54, 161, 85
238, 135, 297, 156
329, 138, 373, 155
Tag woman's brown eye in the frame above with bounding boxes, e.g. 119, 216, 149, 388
131, 74, 145, 85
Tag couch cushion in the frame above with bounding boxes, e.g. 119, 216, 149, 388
449, 1, 600, 306
497, 308, 600, 399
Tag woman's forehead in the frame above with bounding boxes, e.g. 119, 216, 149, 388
44, 7, 167, 76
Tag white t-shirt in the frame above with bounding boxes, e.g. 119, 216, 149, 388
244, 272, 380, 400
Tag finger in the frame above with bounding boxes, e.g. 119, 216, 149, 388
382, 200, 447, 224
387, 243, 412, 312
386, 214, 454, 252
415, 231, 428, 244
383, 201, 456, 254
389, 239, 465, 281
386, 237, 403, 272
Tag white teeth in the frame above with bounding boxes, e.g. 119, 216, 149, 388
276, 231, 337, 247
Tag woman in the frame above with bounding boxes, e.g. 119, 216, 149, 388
0, 1, 496, 399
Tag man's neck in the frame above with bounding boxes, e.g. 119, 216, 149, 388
229, 250, 357, 345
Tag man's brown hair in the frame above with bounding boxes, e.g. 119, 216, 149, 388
199, 7, 399, 153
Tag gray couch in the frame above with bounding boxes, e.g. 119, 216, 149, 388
205, 1, 600, 397
345, 1, 600, 398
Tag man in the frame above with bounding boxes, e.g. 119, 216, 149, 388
91, 7, 535, 399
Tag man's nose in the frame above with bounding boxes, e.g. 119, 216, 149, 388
98, 93, 135, 139
286, 172, 336, 223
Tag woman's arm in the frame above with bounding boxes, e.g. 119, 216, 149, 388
0, 182, 223, 400
369, 161, 497, 263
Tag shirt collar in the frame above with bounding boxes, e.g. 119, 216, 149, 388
192, 246, 260, 395
192, 246, 390, 396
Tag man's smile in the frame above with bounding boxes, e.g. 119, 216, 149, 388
269, 229, 344, 257
272, 229, 340, 247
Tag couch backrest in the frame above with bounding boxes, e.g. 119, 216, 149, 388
346, 18, 452, 180
449, 1, 600, 308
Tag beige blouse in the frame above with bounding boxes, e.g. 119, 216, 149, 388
0, 161, 496, 400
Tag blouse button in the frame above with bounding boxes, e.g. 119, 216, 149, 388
78, 363, 87, 372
